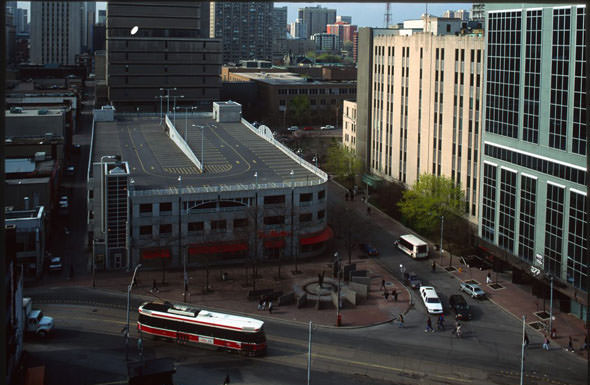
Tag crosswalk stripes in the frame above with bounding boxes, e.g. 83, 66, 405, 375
163, 167, 200, 175
204, 163, 232, 173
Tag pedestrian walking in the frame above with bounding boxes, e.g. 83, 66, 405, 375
582, 335, 589, 351
543, 336, 550, 350
425, 317, 434, 333
223, 374, 231, 385
432, 260, 436, 272
258, 298, 264, 311
262, 300, 267, 311
524, 332, 529, 348
567, 336, 575, 352
437, 314, 445, 331
551, 327, 557, 339
486, 273, 492, 284
151, 279, 159, 293
268, 300, 273, 314
398, 313, 405, 328
384, 290, 389, 302
392, 288, 398, 302
381, 279, 386, 290
367, 206, 371, 215
452, 321, 461, 336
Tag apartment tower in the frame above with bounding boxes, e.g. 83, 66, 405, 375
297, 6, 336, 39
210, 2, 274, 64
30, 1, 83, 65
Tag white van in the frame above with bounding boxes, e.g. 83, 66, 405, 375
395, 234, 429, 259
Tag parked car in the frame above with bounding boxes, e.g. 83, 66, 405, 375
449, 294, 472, 320
287, 126, 299, 131
48, 256, 63, 272
406, 272, 422, 289
59, 195, 69, 215
460, 282, 486, 299
64, 165, 76, 176
320, 125, 335, 130
359, 243, 379, 256
420, 286, 443, 314
303, 126, 314, 131
72, 144, 81, 154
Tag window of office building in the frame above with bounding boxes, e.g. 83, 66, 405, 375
549, 8, 571, 150
482, 163, 497, 242
160, 202, 172, 213
140, 203, 152, 214
544, 183, 564, 276
572, 7, 586, 155
140, 225, 152, 236
518, 175, 536, 263
264, 215, 285, 225
498, 169, 517, 251
299, 213, 312, 222
523, 9, 542, 144
567, 190, 587, 289
485, 10, 521, 139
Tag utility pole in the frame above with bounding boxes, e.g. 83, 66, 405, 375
307, 321, 312, 385
520, 315, 526, 385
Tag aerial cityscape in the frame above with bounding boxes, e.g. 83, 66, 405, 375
3, 2, 588, 385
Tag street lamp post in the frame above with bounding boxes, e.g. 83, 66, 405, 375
126, 263, 142, 362
253, 171, 259, 292
178, 106, 197, 142
160, 87, 177, 119
549, 275, 554, 334
290, 170, 300, 274
172, 95, 184, 127
177, 176, 187, 302
440, 215, 444, 265
335, 252, 342, 326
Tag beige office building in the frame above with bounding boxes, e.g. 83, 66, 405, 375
367, 32, 484, 220
342, 100, 357, 154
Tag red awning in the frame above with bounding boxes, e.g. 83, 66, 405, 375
264, 239, 286, 248
141, 248, 171, 260
189, 243, 248, 255
299, 226, 333, 246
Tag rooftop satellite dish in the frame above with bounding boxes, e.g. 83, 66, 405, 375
130, 26, 139, 35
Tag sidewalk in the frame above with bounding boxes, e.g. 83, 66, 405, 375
330, 179, 589, 359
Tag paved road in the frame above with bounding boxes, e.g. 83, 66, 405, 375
26, 285, 586, 385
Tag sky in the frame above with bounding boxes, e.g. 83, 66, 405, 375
17, 2, 472, 29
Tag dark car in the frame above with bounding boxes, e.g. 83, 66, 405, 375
449, 294, 472, 320
406, 272, 422, 289
359, 243, 379, 256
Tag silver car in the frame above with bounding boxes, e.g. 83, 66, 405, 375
460, 282, 486, 299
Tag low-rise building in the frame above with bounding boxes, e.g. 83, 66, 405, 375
5, 206, 47, 279
342, 100, 357, 154
88, 102, 331, 272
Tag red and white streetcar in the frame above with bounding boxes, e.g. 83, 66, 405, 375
138, 301, 267, 356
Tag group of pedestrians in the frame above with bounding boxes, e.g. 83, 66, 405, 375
381, 280, 398, 302
257, 296, 274, 313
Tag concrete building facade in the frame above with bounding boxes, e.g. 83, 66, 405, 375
30, 1, 83, 65
272, 6, 288, 63
327, 22, 357, 44
479, 4, 588, 319
210, 2, 273, 64
342, 100, 358, 154
311, 32, 340, 52
106, 1, 221, 112
297, 6, 336, 39
357, 29, 484, 221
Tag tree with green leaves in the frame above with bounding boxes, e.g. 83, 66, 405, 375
324, 140, 363, 185
287, 95, 310, 126
398, 174, 466, 241
316, 53, 342, 63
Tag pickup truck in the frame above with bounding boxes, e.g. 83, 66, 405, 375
23, 297, 54, 337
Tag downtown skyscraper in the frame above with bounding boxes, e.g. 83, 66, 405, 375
479, 4, 587, 319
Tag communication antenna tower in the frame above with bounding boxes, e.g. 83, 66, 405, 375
385, 3, 391, 28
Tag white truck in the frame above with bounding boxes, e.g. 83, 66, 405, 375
23, 297, 54, 337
